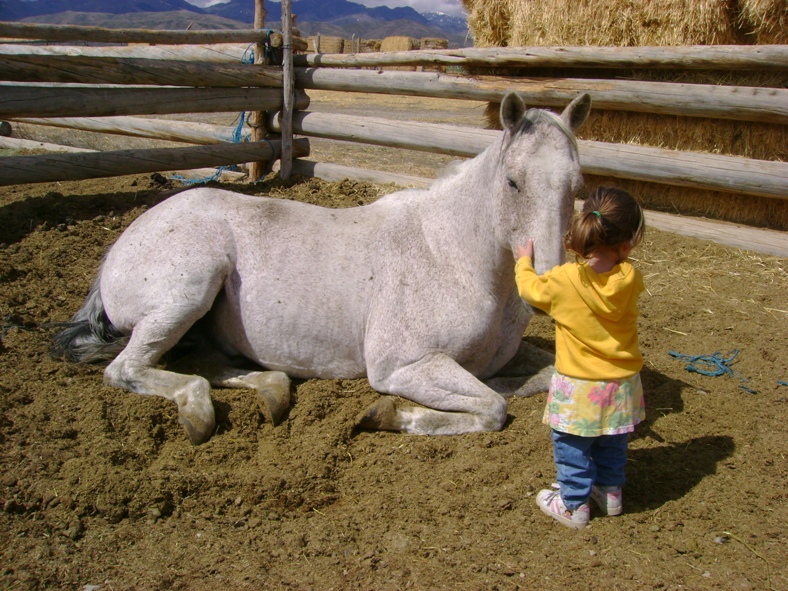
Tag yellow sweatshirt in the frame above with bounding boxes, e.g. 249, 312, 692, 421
515, 257, 644, 380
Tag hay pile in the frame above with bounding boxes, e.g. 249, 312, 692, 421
462, 0, 785, 47
738, 0, 788, 43
461, 0, 788, 230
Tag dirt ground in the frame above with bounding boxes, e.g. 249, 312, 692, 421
1, 94, 787, 591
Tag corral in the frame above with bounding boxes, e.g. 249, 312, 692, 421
1, 4, 787, 590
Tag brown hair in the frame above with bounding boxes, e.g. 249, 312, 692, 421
565, 187, 645, 259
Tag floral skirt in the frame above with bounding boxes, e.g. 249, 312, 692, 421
543, 371, 645, 437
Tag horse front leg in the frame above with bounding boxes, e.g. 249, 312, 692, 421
360, 353, 508, 435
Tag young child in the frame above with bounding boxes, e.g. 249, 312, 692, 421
514, 187, 646, 529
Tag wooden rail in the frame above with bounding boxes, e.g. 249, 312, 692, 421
2, 54, 784, 124
293, 45, 788, 70
294, 68, 788, 125
10, 116, 238, 145
0, 138, 310, 186
266, 111, 788, 200
0, 21, 307, 50
0, 55, 284, 87
5, 43, 788, 71
0, 86, 309, 118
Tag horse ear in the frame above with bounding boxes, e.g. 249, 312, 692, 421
561, 93, 591, 132
500, 92, 526, 133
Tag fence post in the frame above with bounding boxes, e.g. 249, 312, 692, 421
280, 0, 294, 179
248, 0, 268, 181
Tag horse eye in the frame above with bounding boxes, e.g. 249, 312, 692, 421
507, 178, 518, 190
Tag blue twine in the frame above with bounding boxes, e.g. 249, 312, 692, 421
169, 42, 271, 186
243, 30, 277, 65
668, 349, 758, 394
668, 349, 740, 377
778, 380, 788, 387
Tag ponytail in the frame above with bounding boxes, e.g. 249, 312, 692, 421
565, 187, 644, 259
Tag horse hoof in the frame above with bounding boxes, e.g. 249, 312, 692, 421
256, 372, 291, 426
178, 408, 215, 445
177, 391, 216, 445
356, 397, 399, 431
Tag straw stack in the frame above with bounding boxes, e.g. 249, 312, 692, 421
462, 0, 788, 230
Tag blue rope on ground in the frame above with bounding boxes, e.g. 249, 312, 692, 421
169, 41, 270, 186
668, 349, 758, 394
668, 349, 740, 377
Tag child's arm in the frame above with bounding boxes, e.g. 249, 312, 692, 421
514, 239, 553, 312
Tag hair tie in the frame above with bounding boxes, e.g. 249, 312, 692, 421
592, 210, 603, 219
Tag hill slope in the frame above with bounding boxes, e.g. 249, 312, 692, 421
1, 0, 470, 46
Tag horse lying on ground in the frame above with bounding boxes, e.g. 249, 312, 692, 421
53, 91, 591, 444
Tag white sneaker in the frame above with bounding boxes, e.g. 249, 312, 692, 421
591, 484, 623, 516
536, 488, 590, 529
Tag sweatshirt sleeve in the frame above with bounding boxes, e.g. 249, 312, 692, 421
514, 256, 553, 313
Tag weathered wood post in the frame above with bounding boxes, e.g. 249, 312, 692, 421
280, 0, 294, 179
248, 0, 268, 181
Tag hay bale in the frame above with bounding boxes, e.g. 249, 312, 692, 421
421, 37, 449, 50
361, 39, 382, 52
462, 0, 788, 230
462, 0, 739, 46
343, 38, 357, 54
380, 36, 420, 52
739, 0, 788, 43
307, 35, 344, 53
581, 177, 788, 232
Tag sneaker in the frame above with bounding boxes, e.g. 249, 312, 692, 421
591, 484, 623, 516
536, 488, 590, 529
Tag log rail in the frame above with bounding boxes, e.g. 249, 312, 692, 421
1, 21, 786, 216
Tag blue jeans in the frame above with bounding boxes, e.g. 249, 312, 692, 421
551, 429, 629, 510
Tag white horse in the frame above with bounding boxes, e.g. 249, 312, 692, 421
53, 92, 590, 444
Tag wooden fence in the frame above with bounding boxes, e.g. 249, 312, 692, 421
1, 20, 787, 206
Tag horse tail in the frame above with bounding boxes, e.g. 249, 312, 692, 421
50, 267, 129, 363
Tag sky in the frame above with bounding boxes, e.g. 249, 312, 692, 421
185, 0, 467, 18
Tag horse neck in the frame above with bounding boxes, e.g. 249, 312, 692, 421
422, 141, 513, 280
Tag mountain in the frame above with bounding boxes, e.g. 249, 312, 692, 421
205, 0, 468, 46
423, 11, 468, 36
0, 0, 204, 19
206, 0, 427, 26
0, 0, 471, 47
14, 9, 249, 30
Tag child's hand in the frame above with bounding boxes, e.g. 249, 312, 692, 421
514, 239, 534, 261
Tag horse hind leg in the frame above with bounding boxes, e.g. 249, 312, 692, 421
165, 346, 292, 426
207, 368, 291, 426
486, 340, 555, 398
104, 315, 217, 445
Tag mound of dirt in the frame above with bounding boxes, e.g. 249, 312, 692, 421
1, 173, 786, 591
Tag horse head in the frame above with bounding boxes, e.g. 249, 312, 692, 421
495, 92, 591, 274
